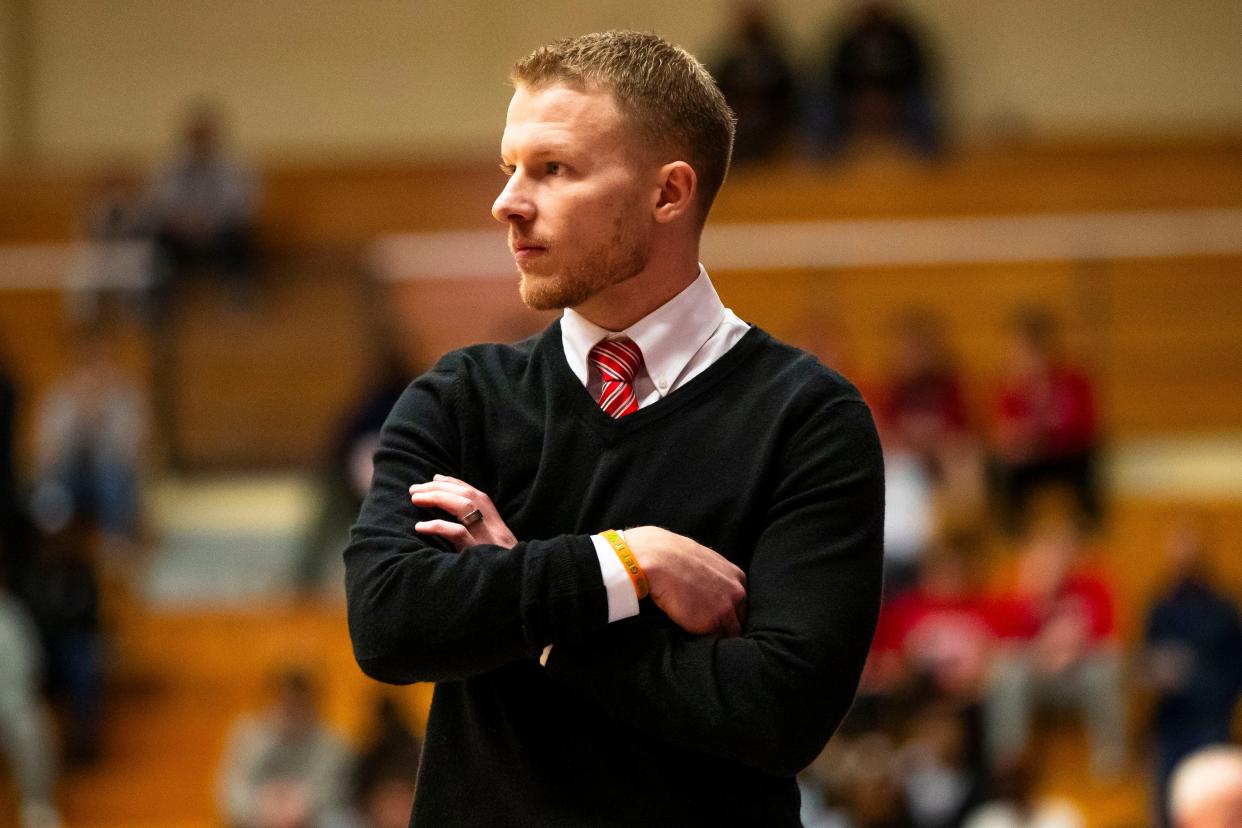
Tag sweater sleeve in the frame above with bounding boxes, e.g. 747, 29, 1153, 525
544, 398, 885, 776
344, 355, 609, 685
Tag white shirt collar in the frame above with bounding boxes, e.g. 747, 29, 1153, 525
561, 264, 727, 395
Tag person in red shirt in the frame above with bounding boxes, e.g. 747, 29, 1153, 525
989, 309, 1101, 535
878, 310, 972, 464
983, 525, 1125, 779
877, 309, 985, 529
870, 531, 1007, 702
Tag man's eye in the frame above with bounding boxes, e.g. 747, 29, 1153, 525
499, 163, 516, 177
546, 162, 562, 175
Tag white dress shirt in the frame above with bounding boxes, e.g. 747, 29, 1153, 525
561, 265, 750, 623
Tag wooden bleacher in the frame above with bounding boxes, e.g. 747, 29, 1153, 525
1, 138, 1240, 827
21, 601, 432, 828
0, 251, 376, 471
4, 138, 1241, 466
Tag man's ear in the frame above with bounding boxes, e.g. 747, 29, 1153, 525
653, 161, 697, 224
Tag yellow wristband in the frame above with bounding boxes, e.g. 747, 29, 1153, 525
601, 529, 649, 600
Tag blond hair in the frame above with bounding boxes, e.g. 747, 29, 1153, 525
511, 30, 736, 221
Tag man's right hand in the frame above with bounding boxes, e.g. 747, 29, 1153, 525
623, 526, 748, 637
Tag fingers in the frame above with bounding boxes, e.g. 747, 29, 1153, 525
414, 519, 473, 551
410, 477, 495, 516
427, 474, 495, 509
408, 488, 475, 517
627, 526, 749, 638
409, 475, 519, 551
409, 482, 476, 552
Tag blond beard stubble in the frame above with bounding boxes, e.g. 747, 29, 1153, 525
518, 213, 648, 311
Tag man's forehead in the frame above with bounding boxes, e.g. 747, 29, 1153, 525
498, 80, 661, 168
504, 82, 620, 131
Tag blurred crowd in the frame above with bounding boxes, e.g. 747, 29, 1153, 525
0, 315, 420, 828
711, 1, 945, 162
0, 92, 259, 821
1, 318, 147, 828
787, 307, 1242, 828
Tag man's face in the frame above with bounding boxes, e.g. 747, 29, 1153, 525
492, 83, 655, 311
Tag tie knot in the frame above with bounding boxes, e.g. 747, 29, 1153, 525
589, 337, 643, 385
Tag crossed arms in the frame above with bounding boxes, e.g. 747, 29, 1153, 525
409, 475, 748, 637
344, 359, 884, 775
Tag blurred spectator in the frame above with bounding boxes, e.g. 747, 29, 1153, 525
869, 531, 1006, 702
712, 3, 797, 162
984, 526, 1125, 779
809, 1, 943, 158
877, 310, 982, 508
876, 311, 984, 581
218, 668, 352, 828
877, 310, 971, 456
349, 696, 420, 828
297, 347, 413, 594
900, 699, 989, 828
849, 733, 917, 828
0, 582, 62, 828
30, 323, 147, 558
1143, 523, 1242, 826
962, 753, 1084, 828
1169, 745, 1242, 828
149, 102, 259, 308
822, 730, 915, 828
988, 309, 1101, 536
25, 515, 106, 766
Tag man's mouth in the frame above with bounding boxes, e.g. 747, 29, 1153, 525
511, 240, 549, 266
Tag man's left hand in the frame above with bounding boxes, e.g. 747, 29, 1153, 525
409, 474, 518, 551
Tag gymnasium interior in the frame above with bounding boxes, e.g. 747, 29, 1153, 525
1, 2, 1240, 826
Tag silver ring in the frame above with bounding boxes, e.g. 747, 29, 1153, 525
461, 508, 483, 527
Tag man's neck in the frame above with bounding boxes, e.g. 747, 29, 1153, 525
571, 254, 701, 332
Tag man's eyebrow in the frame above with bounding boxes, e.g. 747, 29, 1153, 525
504, 142, 579, 161
531, 142, 576, 156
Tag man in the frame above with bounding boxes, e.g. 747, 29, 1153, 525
148, 103, 258, 304
217, 669, 352, 828
1168, 746, 1242, 828
345, 31, 884, 826
1144, 525, 1242, 826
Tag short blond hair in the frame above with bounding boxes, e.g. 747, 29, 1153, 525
511, 30, 736, 221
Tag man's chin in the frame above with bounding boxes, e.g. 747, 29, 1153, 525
516, 257, 618, 312
517, 270, 568, 311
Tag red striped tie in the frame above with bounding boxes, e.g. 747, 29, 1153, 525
589, 337, 643, 418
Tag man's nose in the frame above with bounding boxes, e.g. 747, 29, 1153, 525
491, 174, 534, 224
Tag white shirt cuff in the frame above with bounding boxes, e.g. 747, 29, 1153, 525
592, 530, 641, 623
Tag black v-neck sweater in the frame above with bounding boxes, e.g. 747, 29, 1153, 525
345, 321, 884, 827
